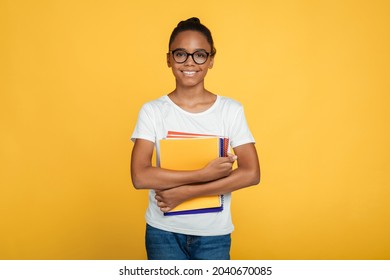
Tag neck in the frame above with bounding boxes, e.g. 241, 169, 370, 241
168, 83, 216, 113
174, 82, 206, 99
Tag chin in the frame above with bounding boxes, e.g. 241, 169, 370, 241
178, 80, 203, 88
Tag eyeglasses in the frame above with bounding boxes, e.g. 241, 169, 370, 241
168, 49, 211, 65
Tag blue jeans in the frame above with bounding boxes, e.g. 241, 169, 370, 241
145, 224, 231, 260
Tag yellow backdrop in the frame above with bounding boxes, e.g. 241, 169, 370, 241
1, 0, 389, 260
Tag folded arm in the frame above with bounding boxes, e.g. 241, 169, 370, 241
155, 143, 260, 212
130, 138, 237, 190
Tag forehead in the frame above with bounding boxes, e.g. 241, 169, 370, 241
170, 30, 211, 51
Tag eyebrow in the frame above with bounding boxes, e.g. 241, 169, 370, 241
171, 48, 209, 52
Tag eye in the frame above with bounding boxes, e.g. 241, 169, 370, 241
174, 51, 187, 58
195, 51, 207, 58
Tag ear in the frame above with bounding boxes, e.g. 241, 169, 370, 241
208, 56, 214, 69
167, 53, 171, 68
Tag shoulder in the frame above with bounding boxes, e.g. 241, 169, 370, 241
216, 95, 244, 114
138, 95, 171, 114
218, 95, 243, 107
141, 96, 168, 109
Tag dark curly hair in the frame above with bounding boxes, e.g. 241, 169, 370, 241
168, 17, 216, 57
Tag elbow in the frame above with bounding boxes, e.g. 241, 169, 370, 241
236, 167, 260, 187
255, 174, 261, 185
249, 169, 261, 186
131, 179, 142, 190
131, 174, 147, 190
132, 181, 146, 190
131, 164, 152, 190
252, 174, 261, 186
132, 182, 143, 190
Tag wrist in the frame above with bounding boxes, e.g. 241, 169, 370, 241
180, 184, 194, 201
195, 168, 209, 183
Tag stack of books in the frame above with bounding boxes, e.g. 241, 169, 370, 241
159, 131, 230, 216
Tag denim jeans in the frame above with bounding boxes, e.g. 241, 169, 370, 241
145, 224, 231, 260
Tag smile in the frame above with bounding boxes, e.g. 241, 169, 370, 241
182, 71, 197, 76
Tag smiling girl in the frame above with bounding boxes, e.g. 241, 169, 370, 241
131, 17, 260, 260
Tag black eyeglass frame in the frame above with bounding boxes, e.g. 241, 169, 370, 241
168, 49, 212, 65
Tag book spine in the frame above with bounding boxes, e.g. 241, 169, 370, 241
220, 138, 229, 157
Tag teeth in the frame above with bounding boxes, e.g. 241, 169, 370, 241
183, 71, 196, 75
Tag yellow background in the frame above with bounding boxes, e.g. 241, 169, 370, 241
1, 0, 389, 259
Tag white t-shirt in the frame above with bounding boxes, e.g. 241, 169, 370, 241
131, 95, 255, 236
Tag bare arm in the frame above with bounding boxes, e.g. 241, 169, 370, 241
155, 143, 260, 212
130, 138, 237, 190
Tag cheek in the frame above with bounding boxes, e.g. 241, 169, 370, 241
201, 68, 210, 78
170, 67, 182, 78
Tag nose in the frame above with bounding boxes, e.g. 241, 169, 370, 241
184, 54, 196, 65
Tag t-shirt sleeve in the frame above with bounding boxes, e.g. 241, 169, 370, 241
130, 104, 156, 143
229, 106, 255, 148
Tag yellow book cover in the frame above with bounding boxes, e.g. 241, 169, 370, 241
159, 137, 224, 216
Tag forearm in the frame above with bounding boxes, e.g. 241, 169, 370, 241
154, 143, 260, 212
184, 143, 261, 198
131, 165, 206, 190
131, 138, 237, 190
131, 138, 210, 190
184, 165, 260, 199
154, 165, 260, 213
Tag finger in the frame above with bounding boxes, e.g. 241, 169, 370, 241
227, 153, 238, 161
220, 156, 236, 164
160, 206, 171, 213
157, 200, 166, 207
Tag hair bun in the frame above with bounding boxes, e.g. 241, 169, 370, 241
178, 17, 201, 27
169, 17, 216, 56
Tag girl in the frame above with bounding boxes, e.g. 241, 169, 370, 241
131, 17, 260, 260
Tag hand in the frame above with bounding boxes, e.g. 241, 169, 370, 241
155, 186, 189, 213
201, 153, 238, 182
